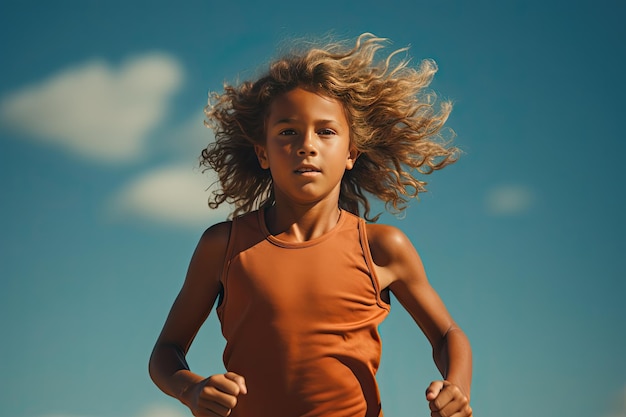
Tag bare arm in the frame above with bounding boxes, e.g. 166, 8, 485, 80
367, 223, 473, 416
149, 222, 246, 416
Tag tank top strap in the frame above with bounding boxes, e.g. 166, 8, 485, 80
356, 216, 391, 311
220, 211, 264, 283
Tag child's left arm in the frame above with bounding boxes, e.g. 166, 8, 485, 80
367, 223, 473, 417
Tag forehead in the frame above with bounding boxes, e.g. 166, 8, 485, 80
267, 87, 348, 123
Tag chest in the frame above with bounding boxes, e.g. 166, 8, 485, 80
225, 238, 379, 325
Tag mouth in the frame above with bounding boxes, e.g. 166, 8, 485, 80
294, 165, 321, 174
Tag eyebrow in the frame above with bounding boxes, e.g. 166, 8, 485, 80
272, 118, 339, 126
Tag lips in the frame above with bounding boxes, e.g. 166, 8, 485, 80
294, 164, 321, 174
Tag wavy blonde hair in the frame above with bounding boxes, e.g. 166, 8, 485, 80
202, 33, 459, 221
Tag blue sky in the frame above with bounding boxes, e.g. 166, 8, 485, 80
1, 1, 624, 417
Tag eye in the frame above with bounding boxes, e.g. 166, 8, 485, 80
318, 128, 336, 136
279, 129, 297, 136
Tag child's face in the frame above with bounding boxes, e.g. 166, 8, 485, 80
255, 87, 358, 206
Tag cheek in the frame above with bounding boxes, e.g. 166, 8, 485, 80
264, 143, 294, 169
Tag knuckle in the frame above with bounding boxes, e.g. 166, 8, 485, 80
226, 396, 238, 409
201, 384, 215, 395
206, 375, 219, 385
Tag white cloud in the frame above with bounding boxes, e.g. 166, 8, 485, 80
485, 184, 534, 216
109, 163, 233, 228
0, 53, 183, 163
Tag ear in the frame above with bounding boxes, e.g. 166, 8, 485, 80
254, 144, 270, 169
345, 147, 360, 170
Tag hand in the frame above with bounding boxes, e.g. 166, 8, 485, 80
425, 380, 472, 417
184, 372, 247, 416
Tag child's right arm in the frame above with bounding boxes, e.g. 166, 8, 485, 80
149, 222, 247, 417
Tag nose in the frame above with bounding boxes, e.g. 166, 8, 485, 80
297, 130, 318, 156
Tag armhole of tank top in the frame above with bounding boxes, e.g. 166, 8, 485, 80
216, 217, 237, 311
358, 218, 391, 311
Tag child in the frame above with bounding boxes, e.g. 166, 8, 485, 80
149, 33, 473, 417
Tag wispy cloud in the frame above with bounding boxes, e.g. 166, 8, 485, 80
485, 184, 534, 216
0, 53, 183, 163
108, 163, 233, 228
106, 108, 235, 228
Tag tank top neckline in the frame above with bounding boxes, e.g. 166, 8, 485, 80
257, 208, 349, 249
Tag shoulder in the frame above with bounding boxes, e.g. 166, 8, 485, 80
180, 220, 233, 292
193, 220, 233, 261
365, 223, 415, 266
364, 222, 424, 289
195, 210, 261, 259
201, 220, 232, 242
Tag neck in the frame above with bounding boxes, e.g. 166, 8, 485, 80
265, 199, 342, 242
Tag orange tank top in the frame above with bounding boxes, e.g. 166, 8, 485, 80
217, 209, 390, 417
